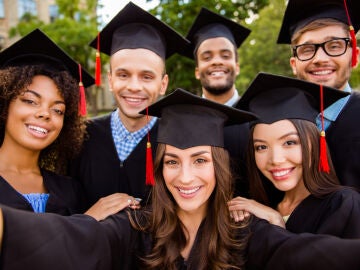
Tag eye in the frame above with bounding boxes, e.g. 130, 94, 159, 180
194, 158, 207, 164
164, 159, 178, 167
284, 139, 299, 146
254, 144, 267, 152
20, 98, 37, 106
52, 108, 65, 116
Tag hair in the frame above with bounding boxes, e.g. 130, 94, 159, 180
130, 143, 248, 270
0, 64, 86, 174
247, 119, 341, 207
291, 18, 350, 46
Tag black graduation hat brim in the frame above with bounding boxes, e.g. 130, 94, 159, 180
181, 7, 251, 59
139, 88, 257, 149
0, 29, 94, 87
89, 2, 189, 59
236, 72, 349, 124
277, 0, 360, 44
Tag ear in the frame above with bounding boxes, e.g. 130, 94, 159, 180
236, 61, 240, 76
289, 57, 297, 75
159, 74, 169, 96
107, 70, 113, 91
195, 66, 200, 80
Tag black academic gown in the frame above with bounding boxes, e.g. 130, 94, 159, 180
0, 169, 83, 215
224, 122, 251, 198
1, 206, 360, 270
69, 114, 157, 209
326, 92, 360, 190
285, 188, 360, 237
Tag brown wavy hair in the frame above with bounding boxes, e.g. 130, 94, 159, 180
0, 64, 86, 174
247, 119, 341, 207
131, 143, 248, 270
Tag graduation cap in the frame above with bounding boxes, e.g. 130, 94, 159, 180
89, 2, 190, 85
277, 0, 359, 66
236, 72, 349, 173
141, 88, 257, 149
181, 7, 251, 59
0, 28, 94, 115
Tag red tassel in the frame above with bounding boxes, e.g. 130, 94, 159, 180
349, 26, 357, 67
146, 141, 155, 186
343, 0, 358, 67
95, 32, 101, 86
318, 84, 329, 173
145, 107, 155, 186
319, 131, 330, 173
78, 63, 87, 116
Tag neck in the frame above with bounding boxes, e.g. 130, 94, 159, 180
0, 141, 40, 174
117, 110, 151, 133
278, 181, 310, 216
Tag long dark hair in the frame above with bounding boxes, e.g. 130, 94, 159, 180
0, 64, 86, 174
132, 143, 248, 270
247, 119, 340, 207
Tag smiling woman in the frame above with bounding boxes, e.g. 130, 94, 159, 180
229, 72, 360, 238
0, 28, 93, 215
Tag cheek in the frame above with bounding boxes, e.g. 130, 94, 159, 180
255, 153, 267, 170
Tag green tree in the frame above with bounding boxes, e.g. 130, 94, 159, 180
148, 0, 270, 94
9, 0, 100, 114
237, 0, 292, 93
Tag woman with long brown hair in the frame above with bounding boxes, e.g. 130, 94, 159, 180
229, 73, 360, 237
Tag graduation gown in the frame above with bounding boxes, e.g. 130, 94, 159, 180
69, 114, 157, 209
0, 169, 83, 215
1, 206, 360, 270
285, 188, 360, 237
224, 122, 251, 198
326, 92, 360, 190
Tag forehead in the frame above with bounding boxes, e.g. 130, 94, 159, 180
253, 120, 297, 138
295, 24, 349, 44
110, 48, 165, 72
197, 37, 235, 54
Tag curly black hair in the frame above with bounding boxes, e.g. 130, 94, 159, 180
0, 64, 86, 174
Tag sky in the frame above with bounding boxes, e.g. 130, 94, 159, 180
98, 0, 159, 24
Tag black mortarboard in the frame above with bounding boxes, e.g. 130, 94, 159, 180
89, 2, 189, 60
181, 7, 251, 59
277, 0, 360, 44
140, 88, 257, 149
236, 72, 349, 124
0, 28, 94, 88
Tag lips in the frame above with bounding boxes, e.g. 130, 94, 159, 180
270, 168, 293, 180
27, 124, 49, 135
177, 186, 201, 196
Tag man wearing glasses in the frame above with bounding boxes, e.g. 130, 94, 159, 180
277, 0, 360, 189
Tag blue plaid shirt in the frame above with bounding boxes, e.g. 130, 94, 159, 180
111, 109, 157, 161
316, 83, 351, 131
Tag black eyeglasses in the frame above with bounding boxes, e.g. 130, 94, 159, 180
292, 37, 351, 61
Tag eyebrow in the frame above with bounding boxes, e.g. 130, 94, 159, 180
164, 150, 211, 158
24, 89, 65, 105
253, 131, 299, 143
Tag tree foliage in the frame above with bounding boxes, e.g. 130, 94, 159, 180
237, 0, 292, 93
147, 0, 270, 94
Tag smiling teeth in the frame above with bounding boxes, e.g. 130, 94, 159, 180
312, 70, 332, 75
273, 169, 291, 177
126, 97, 143, 102
178, 187, 200, 194
28, 125, 48, 134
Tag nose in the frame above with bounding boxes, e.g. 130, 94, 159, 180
178, 163, 195, 185
127, 76, 141, 92
312, 46, 330, 63
270, 146, 286, 165
35, 108, 50, 120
